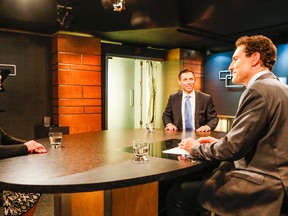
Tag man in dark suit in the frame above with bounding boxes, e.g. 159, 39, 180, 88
162, 68, 219, 132
167, 35, 288, 216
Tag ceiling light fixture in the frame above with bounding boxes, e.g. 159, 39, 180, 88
113, 0, 125, 12
57, 4, 73, 28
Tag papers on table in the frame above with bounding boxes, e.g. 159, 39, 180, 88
162, 147, 190, 156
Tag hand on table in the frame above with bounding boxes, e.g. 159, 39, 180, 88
178, 137, 199, 153
165, 123, 178, 131
24, 140, 47, 154
178, 135, 219, 152
196, 125, 211, 132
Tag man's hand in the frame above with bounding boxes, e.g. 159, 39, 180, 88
165, 123, 178, 131
196, 136, 219, 144
196, 125, 211, 132
178, 137, 199, 152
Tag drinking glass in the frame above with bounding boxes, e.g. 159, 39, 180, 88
146, 122, 155, 133
49, 132, 63, 148
132, 139, 149, 162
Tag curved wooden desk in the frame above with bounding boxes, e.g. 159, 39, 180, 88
0, 129, 226, 216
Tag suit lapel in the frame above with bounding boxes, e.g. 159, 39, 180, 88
194, 91, 200, 115
194, 91, 201, 127
176, 91, 183, 109
176, 92, 183, 128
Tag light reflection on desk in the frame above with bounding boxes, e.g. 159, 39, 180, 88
121, 138, 182, 160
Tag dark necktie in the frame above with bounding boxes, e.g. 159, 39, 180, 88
185, 95, 192, 130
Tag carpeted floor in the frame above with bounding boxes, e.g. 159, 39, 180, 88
34, 194, 54, 216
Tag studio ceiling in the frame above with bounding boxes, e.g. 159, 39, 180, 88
1, 0, 288, 52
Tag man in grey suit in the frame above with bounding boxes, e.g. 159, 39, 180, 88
167, 35, 288, 215
162, 68, 219, 132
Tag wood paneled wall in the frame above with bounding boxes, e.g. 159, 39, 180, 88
51, 34, 102, 134
181, 49, 204, 91
166, 48, 204, 91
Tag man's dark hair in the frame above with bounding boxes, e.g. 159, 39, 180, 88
178, 68, 195, 80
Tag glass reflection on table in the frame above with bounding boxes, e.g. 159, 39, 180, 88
122, 139, 182, 160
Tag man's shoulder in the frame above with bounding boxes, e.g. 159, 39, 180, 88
252, 73, 288, 92
195, 91, 211, 98
170, 91, 182, 98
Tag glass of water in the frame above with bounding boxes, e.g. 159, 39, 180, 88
49, 132, 63, 148
146, 122, 155, 133
132, 139, 149, 162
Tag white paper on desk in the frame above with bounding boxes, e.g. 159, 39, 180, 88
162, 147, 190, 155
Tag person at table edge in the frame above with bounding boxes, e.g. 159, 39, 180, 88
162, 68, 219, 132
168, 35, 288, 216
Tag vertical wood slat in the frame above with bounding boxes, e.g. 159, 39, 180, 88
111, 182, 158, 216
71, 191, 104, 216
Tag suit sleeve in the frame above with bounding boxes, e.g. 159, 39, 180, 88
0, 127, 28, 159
162, 95, 174, 127
205, 96, 219, 130
0, 127, 26, 145
191, 88, 267, 161
0, 145, 28, 159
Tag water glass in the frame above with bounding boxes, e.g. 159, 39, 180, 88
132, 139, 149, 162
146, 122, 155, 133
49, 132, 63, 148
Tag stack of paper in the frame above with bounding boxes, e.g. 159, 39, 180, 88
162, 147, 190, 155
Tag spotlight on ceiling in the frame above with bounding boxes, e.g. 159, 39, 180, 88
113, 0, 125, 12
57, 4, 73, 29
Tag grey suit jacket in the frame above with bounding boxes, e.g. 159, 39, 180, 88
190, 73, 288, 215
162, 91, 219, 130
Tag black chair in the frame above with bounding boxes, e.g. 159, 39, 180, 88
280, 196, 288, 216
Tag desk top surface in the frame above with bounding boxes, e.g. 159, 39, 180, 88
0, 129, 226, 193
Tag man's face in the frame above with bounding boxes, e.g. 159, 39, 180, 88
178, 72, 195, 94
229, 44, 254, 86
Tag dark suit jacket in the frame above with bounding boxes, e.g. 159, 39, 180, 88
0, 127, 28, 159
191, 73, 288, 215
162, 91, 219, 130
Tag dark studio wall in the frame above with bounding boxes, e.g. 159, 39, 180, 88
204, 51, 243, 116
204, 43, 288, 116
0, 31, 52, 140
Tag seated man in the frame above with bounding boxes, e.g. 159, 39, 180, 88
162, 68, 219, 132
167, 35, 288, 216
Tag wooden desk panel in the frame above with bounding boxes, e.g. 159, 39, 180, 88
112, 182, 158, 216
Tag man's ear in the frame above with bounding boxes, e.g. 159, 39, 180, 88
251, 52, 261, 67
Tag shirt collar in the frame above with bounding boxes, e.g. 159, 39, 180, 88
183, 90, 195, 98
247, 70, 270, 88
